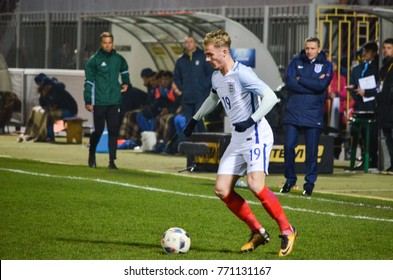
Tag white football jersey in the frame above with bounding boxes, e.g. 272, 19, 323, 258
211, 61, 271, 125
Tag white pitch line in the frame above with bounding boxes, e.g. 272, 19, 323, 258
146, 169, 393, 210
1, 167, 393, 223
276, 192, 393, 210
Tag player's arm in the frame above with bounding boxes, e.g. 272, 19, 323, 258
183, 91, 219, 137
250, 87, 279, 122
233, 87, 279, 132
193, 90, 220, 120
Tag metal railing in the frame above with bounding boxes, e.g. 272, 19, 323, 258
0, 4, 383, 76
0, 4, 311, 71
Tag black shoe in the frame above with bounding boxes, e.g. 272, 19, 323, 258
280, 183, 296, 193
303, 184, 313, 196
88, 153, 96, 168
108, 161, 118, 170
302, 190, 312, 197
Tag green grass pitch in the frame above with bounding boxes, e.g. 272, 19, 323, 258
0, 157, 392, 260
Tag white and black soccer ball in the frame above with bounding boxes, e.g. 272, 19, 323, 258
161, 227, 191, 254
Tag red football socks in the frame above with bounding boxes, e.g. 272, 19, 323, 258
222, 190, 262, 233
256, 186, 292, 235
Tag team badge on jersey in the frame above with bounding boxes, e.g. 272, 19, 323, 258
228, 82, 235, 95
195, 60, 200, 66
314, 64, 323, 73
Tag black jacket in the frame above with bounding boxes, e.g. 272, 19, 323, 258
39, 85, 78, 115
376, 57, 393, 128
349, 59, 379, 112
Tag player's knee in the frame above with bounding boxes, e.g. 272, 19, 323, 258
247, 176, 265, 194
214, 184, 230, 199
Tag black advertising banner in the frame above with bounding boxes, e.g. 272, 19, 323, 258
185, 133, 334, 174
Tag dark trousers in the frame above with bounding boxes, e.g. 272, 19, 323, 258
350, 121, 378, 168
284, 124, 321, 190
382, 127, 393, 168
183, 101, 206, 133
89, 105, 120, 162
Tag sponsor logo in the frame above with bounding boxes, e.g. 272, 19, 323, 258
281, 239, 293, 255
195, 142, 220, 164
270, 145, 325, 163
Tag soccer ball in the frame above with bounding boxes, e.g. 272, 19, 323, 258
161, 227, 191, 254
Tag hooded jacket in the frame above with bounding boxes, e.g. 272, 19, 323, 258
40, 85, 78, 115
84, 48, 130, 106
284, 50, 333, 128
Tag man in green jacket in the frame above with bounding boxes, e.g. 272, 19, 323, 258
84, 32, 130, 169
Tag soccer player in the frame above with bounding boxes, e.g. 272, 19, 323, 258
183, 29, 297, 256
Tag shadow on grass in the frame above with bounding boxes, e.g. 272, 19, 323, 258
55, 237, 236, 255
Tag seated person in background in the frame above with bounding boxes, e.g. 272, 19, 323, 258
118, 70, 159, 145
136, 71, 181, 151
153, 71, 181, 144
119, 85, 149, 123
34, 73, 78, 142
0, 91, 21, 134
118, 85, 149, 146
140, 68, 157, 102
171, 81, 187, 146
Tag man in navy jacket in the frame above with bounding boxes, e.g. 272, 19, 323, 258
173, 35, 213, 133
281, 37, 333, 196
347, 42, 379, 170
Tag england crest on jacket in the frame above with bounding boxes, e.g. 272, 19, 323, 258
314, 64, 323, 73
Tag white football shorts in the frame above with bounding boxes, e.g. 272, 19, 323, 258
218, 118, 274, 176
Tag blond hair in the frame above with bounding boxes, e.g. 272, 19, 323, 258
304, 37, 320, 47
203, 29, 231, 49
100, 32, 113, 41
